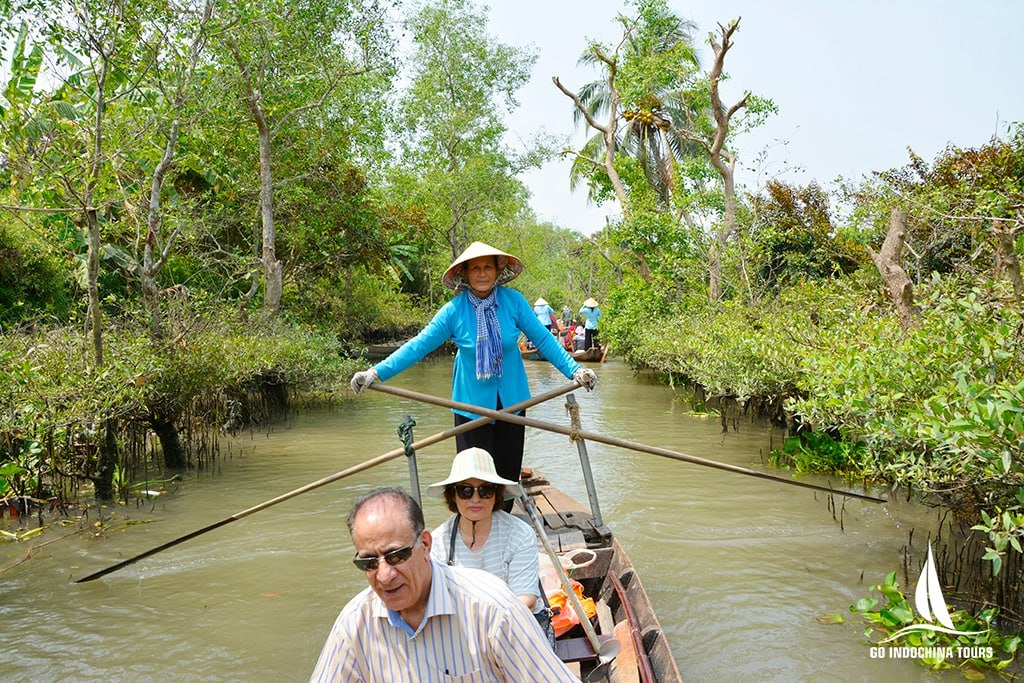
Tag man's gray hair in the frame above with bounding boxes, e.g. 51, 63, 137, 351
346, 486, 425, 537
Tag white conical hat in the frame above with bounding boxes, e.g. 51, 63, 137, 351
583, 297, 599, 308
442, 242, 524, 290
534, 298, 548, 306
426, 448, 518, 497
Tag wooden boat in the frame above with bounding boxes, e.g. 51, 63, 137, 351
364, 339, 409, 359
519, 342, 544, 361
517, 467, 682, 682
372, 384, 680, 681
572, 346, 605, 363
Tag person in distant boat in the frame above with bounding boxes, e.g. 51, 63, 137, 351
578, 298, 603, 351
427, 447, 553, 645
560, 304, 573, 329
349, 242, 597, 507
532, 297, 556, 335
572, 324, 586, 352
562, 321, 579, 351
309, 487, 577, 682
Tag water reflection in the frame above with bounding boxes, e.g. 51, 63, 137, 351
0, 358, 978, 681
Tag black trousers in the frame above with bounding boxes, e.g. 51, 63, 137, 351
454, 400, 526, 512
584, 328, 599, 349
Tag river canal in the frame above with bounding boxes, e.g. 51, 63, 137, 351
1, 358, 978, 681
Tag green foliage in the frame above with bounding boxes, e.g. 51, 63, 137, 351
851, 123, 1024, 284
768, 431, 866, 474
851, 571, 1020, 676
747, 180, 866, 291
0, 311, 355, 493
611, 278, 845, 400
393, 0, 539, 261
599, 273, 679, 365
0, 221, 73, 326
288, 263, 426, 341
790, 275, 1024, 488
971, 493, 1024, 577
0, 438, 41, 498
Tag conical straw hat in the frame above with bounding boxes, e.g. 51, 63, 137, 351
583, 297, 599, 308
442, 242, 524, 290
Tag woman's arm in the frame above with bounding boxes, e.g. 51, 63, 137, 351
374, 301, 456, 382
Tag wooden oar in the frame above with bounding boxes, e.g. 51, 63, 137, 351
517, 484, 620, 682
74, 381, 581, 583
370, 384, 888, 504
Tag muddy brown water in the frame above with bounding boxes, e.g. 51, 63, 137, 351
0, 359, 984, 681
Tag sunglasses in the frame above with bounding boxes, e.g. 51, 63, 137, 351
352, 537, 420, 572
453, 483, 498, 500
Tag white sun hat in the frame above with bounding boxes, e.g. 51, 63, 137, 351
583, 297, 599, 308
534, 297, 548, 306
442, 241, 524, 290
427, 447, 518, 497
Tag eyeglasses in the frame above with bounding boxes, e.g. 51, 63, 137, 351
352, 537, 420, 572
453, 483, 498, 500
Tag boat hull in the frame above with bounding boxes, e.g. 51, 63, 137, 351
571, 347, 604, 363
518, 469, 682, 682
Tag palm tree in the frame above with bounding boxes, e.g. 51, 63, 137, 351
566, 2, 705, 207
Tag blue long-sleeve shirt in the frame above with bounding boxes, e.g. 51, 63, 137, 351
533, 303, 555, 326
374, 287, 581, 419
579, 306, 602, 330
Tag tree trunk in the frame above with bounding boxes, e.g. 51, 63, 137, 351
230, 40, 282, 317
86, 209, 105, 366
258, 120, 282, 315
992, 218, 1023, 305
703, 20, 746, 303
868, 209, 919, 332
151, 415, 188, 469
93, 419, 118, 500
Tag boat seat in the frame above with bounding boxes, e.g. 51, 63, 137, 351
554, 634, 616, 663
546, 528, 588, 552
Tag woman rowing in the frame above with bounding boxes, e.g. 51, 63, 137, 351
350, 241, 597, 505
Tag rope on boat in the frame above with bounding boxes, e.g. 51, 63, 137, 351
565, 399, 582, 442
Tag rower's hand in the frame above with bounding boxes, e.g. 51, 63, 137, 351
573, 368, 597, 392
350, 368, 379, 394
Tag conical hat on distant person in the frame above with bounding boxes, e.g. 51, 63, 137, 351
534, 298, 548, 306
583, 297, 599, 308
442, 242, 524, 290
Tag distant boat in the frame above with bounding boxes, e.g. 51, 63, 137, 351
572, 346, 606, 363
364, 339, 410, 360
519, 341, 544, 361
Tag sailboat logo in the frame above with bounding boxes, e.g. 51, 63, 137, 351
880, 542, 988, 643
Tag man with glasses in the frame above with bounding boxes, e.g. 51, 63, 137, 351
309, 486, 578, 682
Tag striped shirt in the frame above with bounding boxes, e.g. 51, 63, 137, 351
431, 511, 541, 611
309, 560, 579, 682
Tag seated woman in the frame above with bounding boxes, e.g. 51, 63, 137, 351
428, 447, 548, 628
572, 325, 586, 352
562, 322, 578, 351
